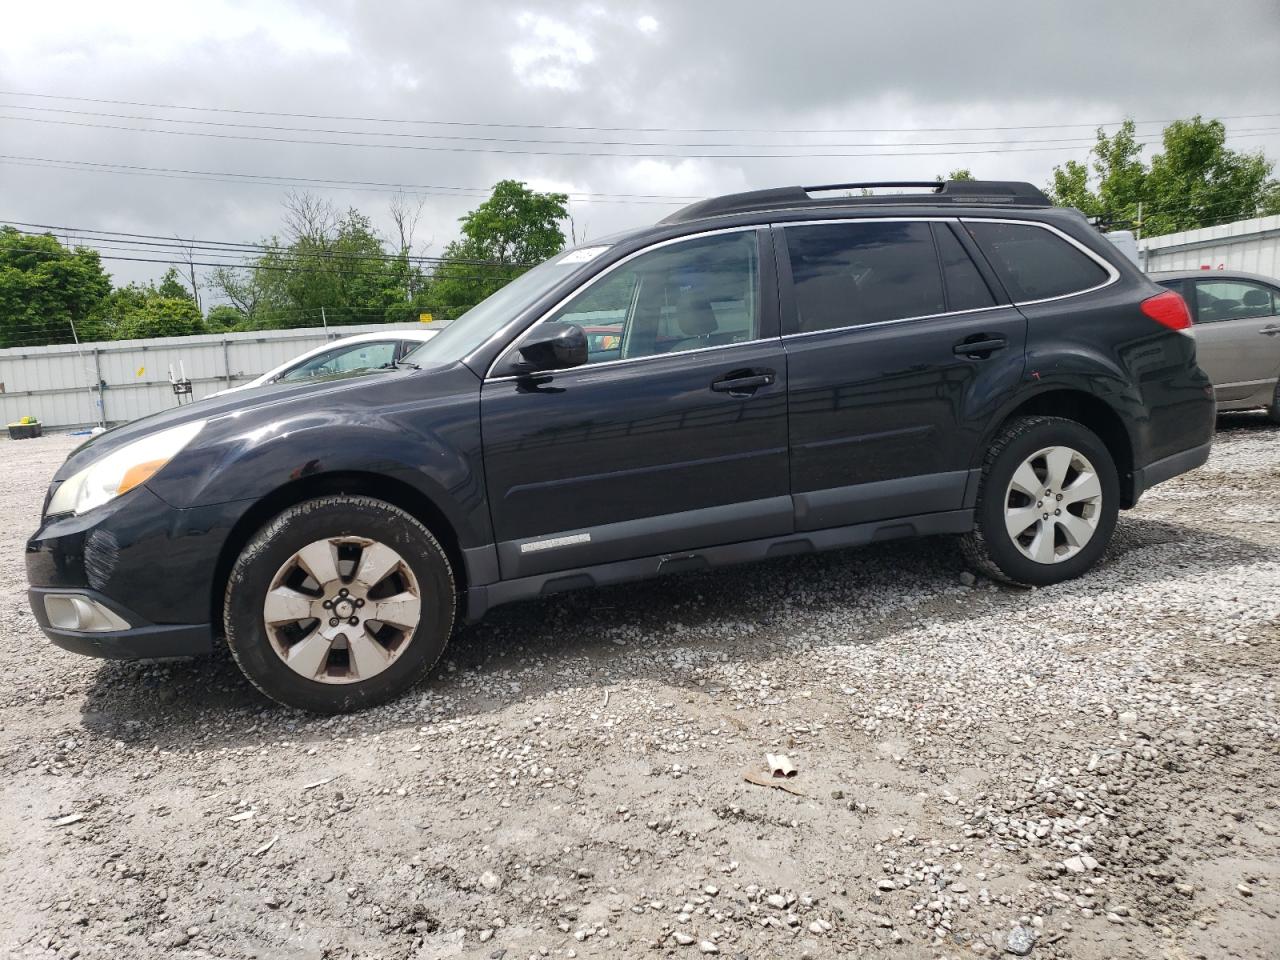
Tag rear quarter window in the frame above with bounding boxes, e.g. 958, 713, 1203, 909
966, 221, 1111, 302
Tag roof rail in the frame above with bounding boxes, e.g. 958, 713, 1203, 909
659, 179, 1052, 225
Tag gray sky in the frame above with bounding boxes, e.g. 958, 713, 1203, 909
3, 0, 1279, 289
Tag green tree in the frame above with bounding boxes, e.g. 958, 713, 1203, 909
204, 304, 245, 332
428, 180, 569, 318
1048, 116, 1280, 236
210, 196, 421, 330
156, 267, 194, 302
938, 168, 976, 182
93, 280, 204, 340
0, 226, 112, 347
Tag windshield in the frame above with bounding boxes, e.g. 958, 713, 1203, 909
402, 246, 611, 367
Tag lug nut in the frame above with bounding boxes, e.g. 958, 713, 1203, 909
339, 588, 349, 597
322, 599, 332, 609
1037, 500, 1043, 507
329, 617, 339, 627
354, 598, 365, 608
348, 616, 358, 626
1055, 509, 1061, 516
1043, 514, 1049, 520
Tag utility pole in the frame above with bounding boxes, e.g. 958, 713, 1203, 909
1136, 202, 1145, 271
321, 306, 330, 337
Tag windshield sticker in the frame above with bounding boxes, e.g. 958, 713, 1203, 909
559, 246, 610, 264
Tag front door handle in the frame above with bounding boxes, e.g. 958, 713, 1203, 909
1260, 325, 1280, 336
711, 369, 775, 395
953, 336, 1008, 358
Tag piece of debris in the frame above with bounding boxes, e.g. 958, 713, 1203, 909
226, 810, 254, 823
52, 813, 84, 828
301, 776, 336, 791
253, 835, 278, 856
766, 754, 797, 778
743, 769, 805, 796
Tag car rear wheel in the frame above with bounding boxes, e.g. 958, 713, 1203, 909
1268, 381, 1280, 424
961, 416, 1119, 586
224, 496, 455, 713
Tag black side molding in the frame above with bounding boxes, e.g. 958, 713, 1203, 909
462, 508, 974, 623
1130, 441, 1212, 503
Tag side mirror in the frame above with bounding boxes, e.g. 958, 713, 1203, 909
515, 322, 588, 373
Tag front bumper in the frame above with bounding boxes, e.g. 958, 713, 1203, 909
28, 586, 212, 659
26, 484, 238, 661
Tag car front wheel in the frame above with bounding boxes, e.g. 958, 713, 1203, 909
962, 416, 1119, 586
224, 496, 455, 713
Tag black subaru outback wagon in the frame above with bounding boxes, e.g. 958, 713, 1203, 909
27, 180, 1215, 712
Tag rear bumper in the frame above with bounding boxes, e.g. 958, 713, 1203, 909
1131, 440, 1212, 501
28, 585, 213, 660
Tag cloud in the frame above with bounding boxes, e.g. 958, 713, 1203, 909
0, 0, 1277, 290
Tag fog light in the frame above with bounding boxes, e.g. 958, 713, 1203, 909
44, 594, 130, 632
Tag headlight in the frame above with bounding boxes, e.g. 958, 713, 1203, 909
47, 420, 206, 517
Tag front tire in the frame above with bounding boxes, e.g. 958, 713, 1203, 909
224, 496, 455, 713
962, 416, 1119, 587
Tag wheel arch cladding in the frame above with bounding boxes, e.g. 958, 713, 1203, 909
208, 471, 467, 633
987, 389, 1137, 507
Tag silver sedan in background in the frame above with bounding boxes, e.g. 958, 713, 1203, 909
1153, 270, 1280, 421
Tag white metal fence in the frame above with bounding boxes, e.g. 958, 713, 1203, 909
1140, 214, 1280, 276
0, 323, 427, 431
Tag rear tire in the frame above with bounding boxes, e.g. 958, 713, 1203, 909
961, 416, 1119, 587
1267, 382, 1280, 424
224, 496, 455, 713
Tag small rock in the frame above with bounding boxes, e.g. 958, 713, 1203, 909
1005, 924, 1035, 956
673, 932, 695, 946
807, 921, 824, 935
766, 894, 787, 909
698, 942, 718, 954
1063, 856, 1085, 874
959, 571, 976, 587
479, 871, 502, 892
1118, 711, 1138, 726
1237, 883, 1254, 897
703, 885, 718, 896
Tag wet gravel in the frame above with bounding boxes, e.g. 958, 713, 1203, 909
2, 414, 1277, 960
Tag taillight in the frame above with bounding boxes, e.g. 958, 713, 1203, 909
1141, 290, 1194, 336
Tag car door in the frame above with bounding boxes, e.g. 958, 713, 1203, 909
777, 218, 1027, 531
1188, 278, 1280, 404
480, 228, 791, 580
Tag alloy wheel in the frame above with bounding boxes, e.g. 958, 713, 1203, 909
1003, 445, 1103, 564
262, 536, 422, 683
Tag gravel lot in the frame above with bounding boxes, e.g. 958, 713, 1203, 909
3, 417, 1277, 960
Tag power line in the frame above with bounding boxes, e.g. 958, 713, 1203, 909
3, 220, 541, 268
7, 111, 1279, 159
7, 101, 1279, 150
4, 89, 1278, 135
0, 154, 696, 205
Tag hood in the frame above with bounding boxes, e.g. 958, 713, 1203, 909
54, 364, 444, 481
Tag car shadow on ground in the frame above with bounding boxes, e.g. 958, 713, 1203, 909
76, 509, 1269, 752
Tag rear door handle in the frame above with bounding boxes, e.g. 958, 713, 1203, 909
711, 370, 775, 395
953, 336, 1008, 358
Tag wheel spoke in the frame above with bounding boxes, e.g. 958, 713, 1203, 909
263, 586, 315, 625
1009, 461, 1042, 498
1044, 447, 1074, 490
1005, 505, 1041, 540
296, 540, 340, 587
347, 630, 390, 679
1029, 523, 1057, 564
353, 542, 401, 591
285, 631, 332, 679
1062, 471, 1101, 506
371, 591, 421, 630
1058, 512, 1096, 548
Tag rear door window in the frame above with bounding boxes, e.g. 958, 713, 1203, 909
783, 221, 945, 333
1192, 279, 1278, 324
965, 221, 1110, 302
933, 223, 996, 311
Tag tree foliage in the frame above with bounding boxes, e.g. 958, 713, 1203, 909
426, 180, 569, 319
0, 226, 113, 347
1048, 117, 1280, 236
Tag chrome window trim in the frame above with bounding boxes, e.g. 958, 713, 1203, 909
483, 215, 1121, 376
484, 224, 763, 381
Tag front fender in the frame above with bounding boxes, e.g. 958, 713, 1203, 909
146, 366, 492, 548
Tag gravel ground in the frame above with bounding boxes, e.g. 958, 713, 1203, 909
2, 416, 1277, 960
